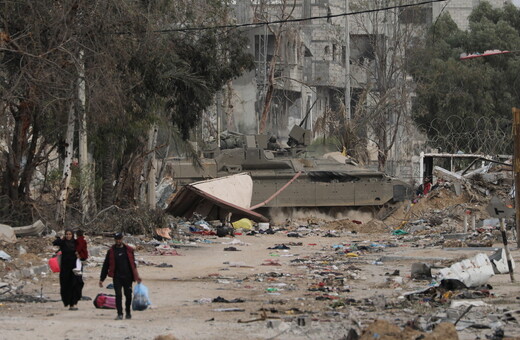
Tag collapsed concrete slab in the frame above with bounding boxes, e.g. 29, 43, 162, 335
166, 173, 268, 223
12, 220, 46, 237
433, 166, 466, 183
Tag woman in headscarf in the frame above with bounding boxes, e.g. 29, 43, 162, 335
52, 229, 84, 310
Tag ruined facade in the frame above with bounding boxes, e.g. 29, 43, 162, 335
229, 0, 350, 138
225, 0, 511, 182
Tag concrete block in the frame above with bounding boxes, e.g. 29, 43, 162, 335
32, 265, 49, 275
88, 246, 107, 257
20, 268, 34, 278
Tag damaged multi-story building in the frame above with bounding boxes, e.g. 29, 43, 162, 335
230, 0, 347, 137
221, 0, 510, 183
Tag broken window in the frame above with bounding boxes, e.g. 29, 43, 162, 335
254, 34, 276, 62
350, 34, 375, 63
399, 6, 432, 25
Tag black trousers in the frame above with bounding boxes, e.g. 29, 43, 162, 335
60, 256, 83, 307
113, 277, 132, 315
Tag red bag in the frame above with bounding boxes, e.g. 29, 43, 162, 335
48, 251, 61, 273
93, 293, 116, 309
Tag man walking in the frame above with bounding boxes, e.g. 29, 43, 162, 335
99, 233, 141, 320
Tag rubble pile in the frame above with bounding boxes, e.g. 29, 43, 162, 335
0, 160, 519, 339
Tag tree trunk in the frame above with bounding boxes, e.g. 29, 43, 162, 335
259, 34, 281, 134
377, 125, 388, 172
378, 150, 388, 172
56, 102, 75, 224
114, 151, 142, 207
4, 108, 24, 201
147, 146, 157, 210
100, 137, 114, 209
140, 125, 158, 209
77, 50, 96, 221
18, 111, 40, 199
3, 98, 37, 202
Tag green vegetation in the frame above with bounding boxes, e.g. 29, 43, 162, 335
410, 2, 520, 154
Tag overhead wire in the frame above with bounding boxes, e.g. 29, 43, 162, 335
113, 0, 448, 34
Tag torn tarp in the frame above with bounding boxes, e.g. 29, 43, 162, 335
166, 174, 268, 223
437, 253, 495, 288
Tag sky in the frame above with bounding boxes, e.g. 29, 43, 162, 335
514, 0, 520, 6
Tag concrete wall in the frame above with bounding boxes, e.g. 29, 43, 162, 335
230, 71, 258, 134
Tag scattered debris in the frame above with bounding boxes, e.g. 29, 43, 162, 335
438, 253, 495, 288
1, 165, 519, 339
212, 308, 245, 312
212, 296, 245, 303
0, 224, 17, 243
12, 220, 46, 237
0, 251, 11, 261
411, 263, 432, 280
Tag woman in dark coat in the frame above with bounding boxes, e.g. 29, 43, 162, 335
52, 229, 84, 310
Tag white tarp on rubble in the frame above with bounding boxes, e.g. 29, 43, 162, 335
191, 173, 253, 209
0, 224, 17, 243
438, 253, 495, 288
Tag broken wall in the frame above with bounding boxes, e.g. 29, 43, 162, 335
230, 70, 258, 134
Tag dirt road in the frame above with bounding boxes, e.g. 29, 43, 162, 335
1, 232, 519, 340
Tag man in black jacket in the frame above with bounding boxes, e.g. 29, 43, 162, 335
99, 233, 141, 320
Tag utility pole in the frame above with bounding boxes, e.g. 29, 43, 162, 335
216, 91, 222, 148
344, 0, 351, 120
513, 107, 520, 247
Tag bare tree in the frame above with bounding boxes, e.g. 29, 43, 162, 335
1, 0, 253, 226
253, 0, 297, 134
1, 1, 76, 223
350, 0, 425, 171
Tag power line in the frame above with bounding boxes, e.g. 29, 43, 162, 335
116, 0, 448, 34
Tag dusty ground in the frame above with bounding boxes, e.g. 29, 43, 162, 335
1, 231, 520, 340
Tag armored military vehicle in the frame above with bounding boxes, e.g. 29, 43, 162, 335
170, 125, 413, 210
